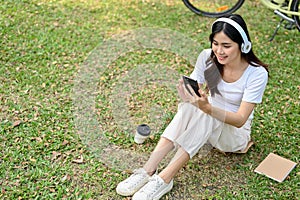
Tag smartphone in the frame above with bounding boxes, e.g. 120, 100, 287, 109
182, 76, 201, 97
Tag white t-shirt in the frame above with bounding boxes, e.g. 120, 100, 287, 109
190, 49, 268, 119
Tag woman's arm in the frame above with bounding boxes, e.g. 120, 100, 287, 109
184, 83, 255, 128
202, 101, 255, 128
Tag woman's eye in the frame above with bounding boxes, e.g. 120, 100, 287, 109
224, 46, 231, 48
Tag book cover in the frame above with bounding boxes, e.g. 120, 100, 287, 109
254, 153, 297, 182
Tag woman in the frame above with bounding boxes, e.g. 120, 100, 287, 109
116, 14, 269, 200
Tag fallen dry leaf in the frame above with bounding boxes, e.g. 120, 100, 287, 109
61, 174, 71, 182
13, 120, 22, 127
62, 140, 69, 146
72, 155, 84, 164
51, 151, 61, 161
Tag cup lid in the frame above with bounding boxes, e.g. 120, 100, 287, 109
137, 124, 151, 136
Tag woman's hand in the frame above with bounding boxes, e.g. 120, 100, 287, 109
177, 78, 211, 112
177, 78, 190, 102
188, 85, 210, 112
179, 79, 211, 113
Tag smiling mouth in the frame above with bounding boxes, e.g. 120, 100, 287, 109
217, 55, 227, 61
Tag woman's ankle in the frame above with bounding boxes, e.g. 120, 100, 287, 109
143, 168, 156, 176
158, 173, 173, 184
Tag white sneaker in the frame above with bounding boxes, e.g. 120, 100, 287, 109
132, 174, 173, 200
116, 168, 151, 196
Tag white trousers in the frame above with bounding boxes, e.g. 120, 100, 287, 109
161, 103, 251, 158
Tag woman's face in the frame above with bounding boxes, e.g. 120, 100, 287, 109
212, 31, 241, 66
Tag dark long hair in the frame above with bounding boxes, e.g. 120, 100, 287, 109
205, 14, 269, 96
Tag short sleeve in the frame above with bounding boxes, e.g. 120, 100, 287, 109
242, 66, 268, 103
190, 49, 211, 84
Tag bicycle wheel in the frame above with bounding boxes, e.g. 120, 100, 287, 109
291, 0, 300, 31
182, 0, 245, 17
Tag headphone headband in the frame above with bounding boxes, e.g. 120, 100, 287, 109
212, 17, 252, 53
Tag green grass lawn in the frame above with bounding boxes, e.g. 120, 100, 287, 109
1, 0, 299, 199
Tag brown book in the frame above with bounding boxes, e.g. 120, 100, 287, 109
254, 153, 297, 182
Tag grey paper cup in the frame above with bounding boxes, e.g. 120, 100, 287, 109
134, 124, 151, 144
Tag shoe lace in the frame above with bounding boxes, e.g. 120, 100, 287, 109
125, 169, 147, 188
141, 175, 163, 196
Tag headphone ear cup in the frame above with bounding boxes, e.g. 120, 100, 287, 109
246, 42, 252, 53
241, 43, 245, 53
241, 42, 252, 53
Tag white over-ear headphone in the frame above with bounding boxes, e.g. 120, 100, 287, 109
212, 17, 252, 54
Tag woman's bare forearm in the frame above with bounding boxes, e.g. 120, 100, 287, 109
202, 102, 255, 128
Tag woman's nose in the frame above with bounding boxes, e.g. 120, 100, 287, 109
217, 46, 224, 54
